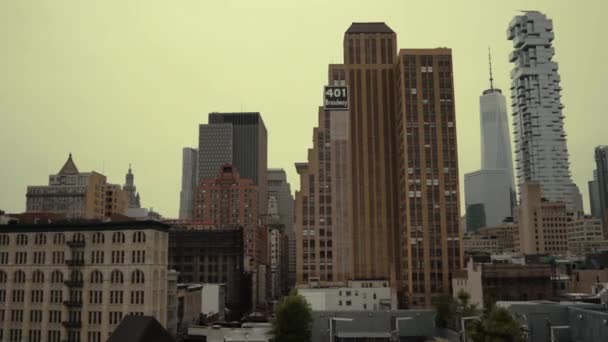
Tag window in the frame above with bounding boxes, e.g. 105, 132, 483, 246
131, 270, 144, 284
32, 270, 44, 284
90, 271, 103, 284
92, 232, 104, 244
133, 232, 146, 243
51, 251, 64, 264
50, 290, 63, 304
109, 291, 123, 304
111, 251, 125, 264
72, 232, 85, 243
9, 329, 22, 342
112, 232, 125, 244
0, 235, 9, 245
53, 233, 65, 245
49, 310, 62, 323
28, 329, 41, 342
15, 252, 27, 264
131, 250, 145, 263
10, 310, 23, 322
110, 270, 124, 284
16, 234, 28, 245
30, 310, 43, 323
87, 331, 102, 342
34, 233, 46, 245
33, 252, 45, 264
89, 291, 103, 304
51, 271, 64, 283
31, 290, 44, 303
109, 311, 123, 325
130, 291, 144, 305
48, 331, 61, 342
0, 252, 7, 264
88, 311, 102, 325
0, 271, 6, 283
14, 270, 26, 283
91, 251, 104, 264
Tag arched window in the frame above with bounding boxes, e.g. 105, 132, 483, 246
92, 232, 105, 244
72, 233, 85, 243
0, 271, 7, 283
16, 234, 28, 245
112, 232, 125, 244
131, 270, 145, 284
32, 270, 45, 284
133, 231, 146, 243
110, 270, 124, 284
0, 235, 10, 245
34, 233, 47, 245
14, 270, 26, 283
53, 233, 65, 245
51, 270, 64, 283
90, 270, 103, 284
69, 270, 83, 282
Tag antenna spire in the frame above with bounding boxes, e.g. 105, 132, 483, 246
488, 46, 494, 90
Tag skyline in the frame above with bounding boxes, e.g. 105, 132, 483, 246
1, 1, 606, 217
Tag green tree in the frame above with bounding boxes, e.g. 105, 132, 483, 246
271, 291, 313, 342
471, 307, 525, 342
432, 294, 456, 328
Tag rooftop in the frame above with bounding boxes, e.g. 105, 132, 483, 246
346, 22, 394, 34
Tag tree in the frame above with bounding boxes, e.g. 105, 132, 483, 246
271, 291, 313, 342
433, 294, 456, 328
471, 307, 525, 342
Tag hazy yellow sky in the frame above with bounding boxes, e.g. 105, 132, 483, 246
0, 0, 605, 217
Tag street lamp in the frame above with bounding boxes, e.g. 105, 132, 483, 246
461, 316, 481, 342
549, 325, 570, 342
393, 317, 414, 340
328, 317, 354, 342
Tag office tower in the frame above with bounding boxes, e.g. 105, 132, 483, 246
193, 164, 267, 306
267, 197, 288, 299
589, 170, 601, 219
595, 146, 608, 227
168, 227, 247, 320
394, 48, 462, 307
26, 154, 114, 220
199, 112, 268, 215
123, 165, 141, 209
179, 148, 198, 219
508, 11, 582, 211
267, 169, 295, 287
464, 53, 516, 231
295, 23, 463, 308
0, 220, 170, 342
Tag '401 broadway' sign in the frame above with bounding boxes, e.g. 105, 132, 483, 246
324, 86, 348, 110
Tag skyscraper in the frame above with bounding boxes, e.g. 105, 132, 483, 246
179, 147, 198, 219
198, 112, 268, 214
267, 169, 295, 287
589, 170, 601, 219
295, 23, 463, 308
124, 165, 141, 208
464, 54, 516, 230
508, 11, 582, 211
595, 146, 608, 227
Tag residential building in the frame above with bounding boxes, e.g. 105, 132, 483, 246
516, 182, 572, 255
123, 165, 141, 209
103, 184, 128, 218
589, 170, 601, 219
0, 220, 170, 342
508, 11, 582, 211
26, 154, 108, 220
299, 280, 393, 311
595, 146, 608, 231
452, 260, 553, 308
567, 214, 608, 257
199, 112, 268, 215
179, 148, 198, 220
267, 169, 295, 288
168, 227, 247, 320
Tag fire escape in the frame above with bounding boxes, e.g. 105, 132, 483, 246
63, 235, 85, 340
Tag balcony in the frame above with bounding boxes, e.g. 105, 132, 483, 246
67, 241, 85, 248
65, 259, 84, 267
62, 321, 82, 329
64, 280, 84, 288
63, 300, 83, 308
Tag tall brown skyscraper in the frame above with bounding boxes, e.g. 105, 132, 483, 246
295, 23, 462, 308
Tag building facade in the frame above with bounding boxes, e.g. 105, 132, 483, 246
179, 147, 198, 220
567, 214, 607, 257
0, 221, 170, 342
103, 184, 128, 219
464, 169, 513, 231
299, 280, 393, 311
26, 155, 108, 220
595, 146, 608, 230
168, 227, 247, 320
267, 169, 295, 289
589, 169, 601, 220
508, 11, 582, 211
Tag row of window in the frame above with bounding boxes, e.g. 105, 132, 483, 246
0, 269, 146, 284
0, 231, 147, 246
0, 250, 148, 265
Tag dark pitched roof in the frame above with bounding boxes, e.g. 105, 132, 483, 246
58, 153, 80, 175
108, 315, 174, 342
346, 22, 394, 34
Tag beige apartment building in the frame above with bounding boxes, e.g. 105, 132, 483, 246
567, 214, 608, 256
26, 154, 128, 220
0, 220, 170, 342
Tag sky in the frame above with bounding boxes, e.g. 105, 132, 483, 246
0, 0, 605, 218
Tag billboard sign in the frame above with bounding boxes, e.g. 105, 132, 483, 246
324, 86, 348, 110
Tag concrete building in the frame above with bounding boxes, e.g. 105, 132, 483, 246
0, 220, 170, 342
464, 169, 513, 231
452, 260, 553, 308
123, 165, 141, 209
463, 234, 500, 254
463, 223, 518, 255
595, 146, 608, 231
103, 184, 128, 219
296, 23, 463, 308
26, 154, 108, 220
516, 182, 571, 255
168, 227, 246, 320
567, 214, 608, 257
508, 11, 582, 211
299, 280, 393, 311
267, 198, 288, 300
199, 112, 268, 216
179, 147, 198, 220
588, 170, 601, 219
500, 301, 608, 342
267, 169, 295, 288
